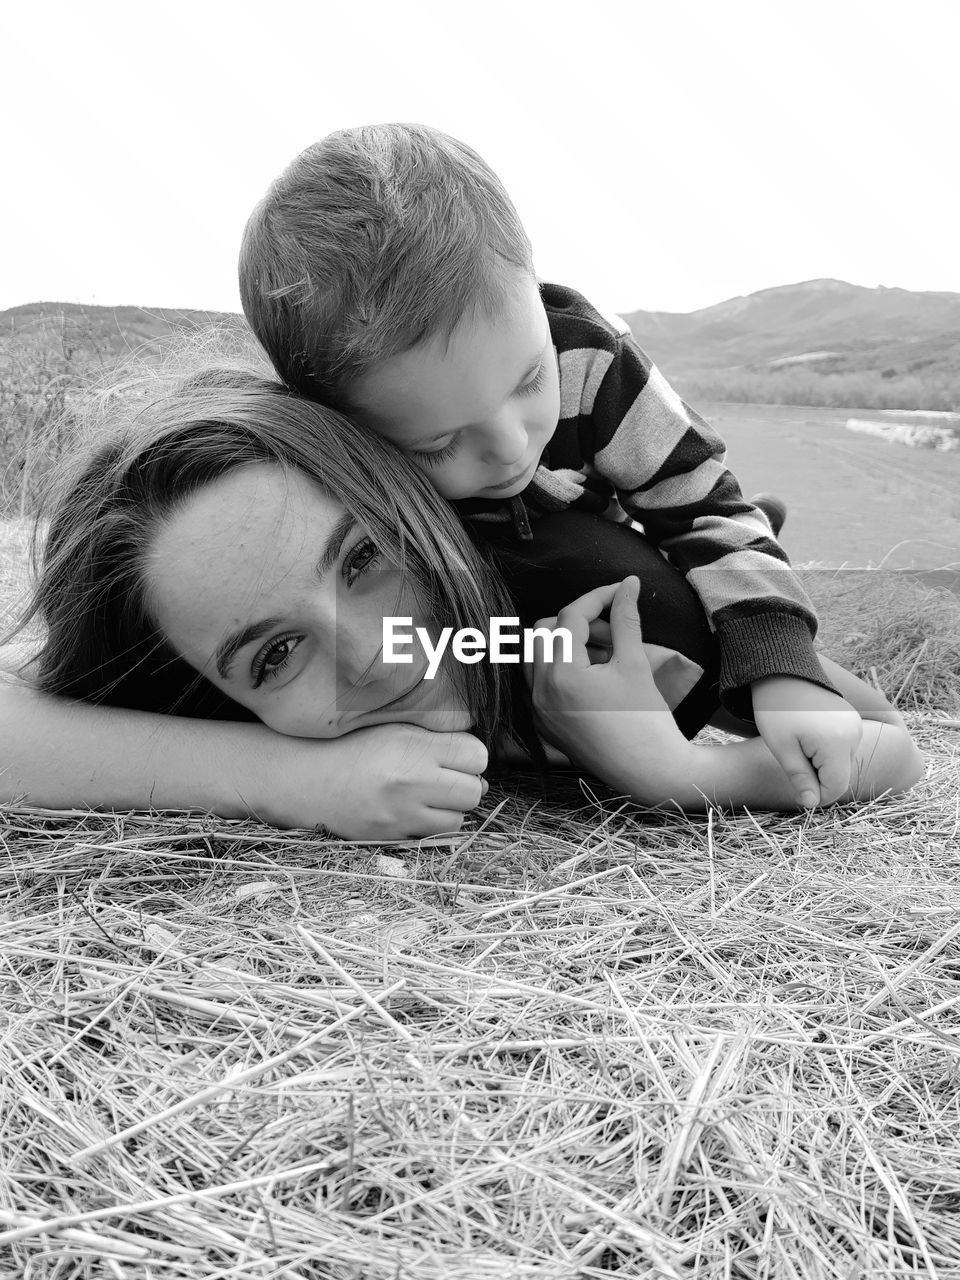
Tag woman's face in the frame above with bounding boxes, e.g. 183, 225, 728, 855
145, 462, 472, 737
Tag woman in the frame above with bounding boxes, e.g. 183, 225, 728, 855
0, 365, 922, 837
2, 365, 505, 836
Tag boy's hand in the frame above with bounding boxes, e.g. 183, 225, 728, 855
751, 677, 863, 808
243, 723, 488, 838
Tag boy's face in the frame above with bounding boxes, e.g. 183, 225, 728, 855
348, 272, 560, 501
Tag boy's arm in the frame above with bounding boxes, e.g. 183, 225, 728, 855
0, 654, 488, 838
547, 292, 832, 717
598, 351, 830, 712
572, 332, 869, 804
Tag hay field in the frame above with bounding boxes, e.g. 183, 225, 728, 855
1, 550, 959, 1276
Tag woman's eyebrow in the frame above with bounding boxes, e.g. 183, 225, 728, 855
214, 512, 358, 680
315, 512, 357, 580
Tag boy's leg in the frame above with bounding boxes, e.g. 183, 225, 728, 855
750, 492, 788, 538
483, 510, 724, 738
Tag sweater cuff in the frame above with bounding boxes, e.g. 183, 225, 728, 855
718, 611, 838, 722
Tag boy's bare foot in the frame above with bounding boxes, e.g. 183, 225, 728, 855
751, 492, 787, 537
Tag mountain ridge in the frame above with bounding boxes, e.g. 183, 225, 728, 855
2, 278, 958, 401
621, 278, 960, 380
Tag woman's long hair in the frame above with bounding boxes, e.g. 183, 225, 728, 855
14, 359, 516, 744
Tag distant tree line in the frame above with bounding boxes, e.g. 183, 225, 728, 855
674, 367, 960, 414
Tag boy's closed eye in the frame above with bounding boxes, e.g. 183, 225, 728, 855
411, 435, 462, 466
408, 361, 547, 467
516, 362, 546, 399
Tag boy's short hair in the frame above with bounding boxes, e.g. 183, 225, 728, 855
239, 123, 534, 406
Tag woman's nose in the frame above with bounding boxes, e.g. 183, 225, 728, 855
334, 583, 404, 686
479, 413, 528, 465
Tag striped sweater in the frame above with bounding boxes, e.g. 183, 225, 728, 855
461, 282, 833, 715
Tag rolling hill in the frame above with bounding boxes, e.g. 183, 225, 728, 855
622, 278, 960, 382
0, 301, 244, 373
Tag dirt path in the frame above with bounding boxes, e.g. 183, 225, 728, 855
703, 402, 960, 571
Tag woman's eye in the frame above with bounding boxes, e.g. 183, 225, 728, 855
343, 535, 383, 586
252, 635, 301, 688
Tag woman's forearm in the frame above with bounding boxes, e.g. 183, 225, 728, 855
0, 674, 271, 816
592, 718, 921, 812
0, 670, 490, 837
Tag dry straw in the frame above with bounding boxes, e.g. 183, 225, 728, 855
0, 570, 959, 1277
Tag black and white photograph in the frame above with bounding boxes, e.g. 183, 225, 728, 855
1, 1, 958, 1275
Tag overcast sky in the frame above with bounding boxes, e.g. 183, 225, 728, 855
2, 0, 957, 316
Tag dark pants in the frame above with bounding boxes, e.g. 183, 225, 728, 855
482, 510, 722, 739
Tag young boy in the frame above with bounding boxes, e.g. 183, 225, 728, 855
238, 122, 862, 811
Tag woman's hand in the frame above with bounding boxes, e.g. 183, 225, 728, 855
525, 576, 694, 796
241, 723, 489, 838
0, 680, 486, 839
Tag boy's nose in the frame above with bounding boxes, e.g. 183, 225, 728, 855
480, 414, 528, 465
